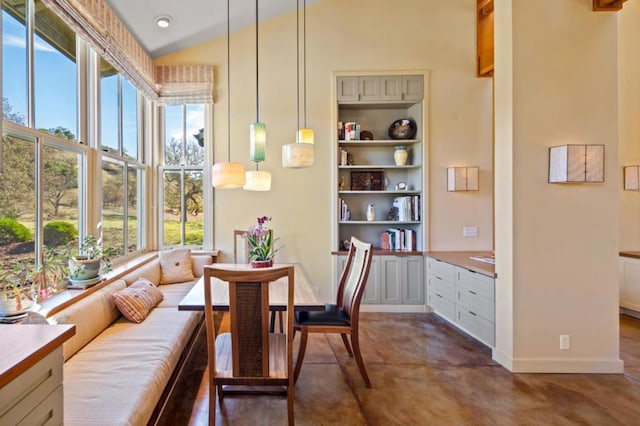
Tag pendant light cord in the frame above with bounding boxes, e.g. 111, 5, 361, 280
255, 0, 259, 123
226, 0, 231, 162
296, 0, 300, 133
303, 0, 307, 128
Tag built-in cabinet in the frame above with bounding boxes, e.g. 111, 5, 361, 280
0, 325, 74, 426
337, 254, 424, 305
337, 75, 423, 102
333, 72, 427, 311
620, 254, 640, 314
427, 256, 495, 347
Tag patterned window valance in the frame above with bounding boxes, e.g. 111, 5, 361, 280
40, 0, 213, 104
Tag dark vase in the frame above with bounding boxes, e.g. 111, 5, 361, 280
250, 260, 273, 268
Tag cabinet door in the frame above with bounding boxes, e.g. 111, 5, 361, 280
403, 256, 424, 304
380, 76, 403, 101
402, 75, 423, 101
337, 76, 359, 101
379, 256, 402, 304
359, 76, 380, 102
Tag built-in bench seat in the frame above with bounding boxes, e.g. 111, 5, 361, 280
46, 252, 212, 426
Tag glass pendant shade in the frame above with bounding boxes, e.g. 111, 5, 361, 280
250, 122, 267, 162
243, 170, 272, 191
296, 128, 314, 144
212, 162, 246, 189
282, 142, 314, 168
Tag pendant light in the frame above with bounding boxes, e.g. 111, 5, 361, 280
282, 0, 315, 168
244, 0, 272, 191
212, 0, 246, 189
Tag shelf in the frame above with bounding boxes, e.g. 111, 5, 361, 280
338, 139, 419, 146
339, 165, 420, 170
332, 249, 424, 256
339, 190, 421, 195
339, 221, 420, 225
338, 101, 420, 109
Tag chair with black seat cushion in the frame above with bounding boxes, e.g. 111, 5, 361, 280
293, 236, 373, 387
203, 264, 295, 425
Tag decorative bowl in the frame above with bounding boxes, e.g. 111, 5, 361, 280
388, 118, 417, 140
360, 130, 373, 140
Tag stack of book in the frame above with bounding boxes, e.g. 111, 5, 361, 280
380, 228, 417, 251
338, 122, 361, 140
338, 198, 351, 221
392, 195, 420, 222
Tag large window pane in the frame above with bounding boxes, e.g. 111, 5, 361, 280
0, 134, 36, 279
122, 78, 138, 160
127, 166, 139, 252
185, 171, 203, 245
163, 171, 181, 245
102, 160, 124, 257
34, 0, 77, 138
100, 65, 118, 153
164, 105, 183, 166
186, 105, 204, 166
2, 2, 28, 125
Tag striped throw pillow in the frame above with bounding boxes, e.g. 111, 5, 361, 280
112, 278, 164, 323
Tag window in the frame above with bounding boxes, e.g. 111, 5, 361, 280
2, 0, 28, 125
100, 58, 139, 160
161, 104, 205, 247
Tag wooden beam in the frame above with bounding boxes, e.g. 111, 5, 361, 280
593, 0, 627, 11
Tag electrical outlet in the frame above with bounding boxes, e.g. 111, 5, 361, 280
463, 226, 478, 237
313, 286, 320, 296
560, 334, 570, 350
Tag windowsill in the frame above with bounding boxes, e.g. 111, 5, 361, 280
38, 251, 159, 318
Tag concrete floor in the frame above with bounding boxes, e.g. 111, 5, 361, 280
158, 313, 640, 425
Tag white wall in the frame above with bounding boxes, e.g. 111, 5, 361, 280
494, 0, 622, 372
156, 0, 493, 300
619, 1, 640, 250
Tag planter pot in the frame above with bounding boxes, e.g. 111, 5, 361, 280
0, 286, 36, 316
69, 257, 101, 280
251, 260, 273, 268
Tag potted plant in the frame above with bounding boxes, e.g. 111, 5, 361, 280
244, 216, 281, 268
0, 267, 39, 316
68, 236, 117, 281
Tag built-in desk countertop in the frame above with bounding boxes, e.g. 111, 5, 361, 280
620, 251, 640, 259
425, 251, 496, 278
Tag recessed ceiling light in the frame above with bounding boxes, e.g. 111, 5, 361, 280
155, 15, 172, 29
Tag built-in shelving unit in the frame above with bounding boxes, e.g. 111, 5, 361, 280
332, 72, 429, 311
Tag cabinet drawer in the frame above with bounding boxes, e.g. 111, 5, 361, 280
0, 347, 63, 425
456, 287, 494, 322
16, 385, 63, 426
427, 258, 455, 281
456, 268, 494, 300
428, 274, 454, 300
428, 289, 455, 322
456, 306, 495, 346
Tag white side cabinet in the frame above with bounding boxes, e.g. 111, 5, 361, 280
0, 325, 74, 426
337, 75, 423, 102
427, 257, 495, 347
620, 255, 640, 313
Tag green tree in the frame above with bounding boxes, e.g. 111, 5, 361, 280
41, 126, 76, 141
0, 135, 35, 219
2, 97, 26, 125
43, 148, 78, 218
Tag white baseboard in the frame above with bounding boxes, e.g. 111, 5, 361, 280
492, 350, 624, 373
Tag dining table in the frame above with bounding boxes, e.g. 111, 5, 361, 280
178, 263, 324, 312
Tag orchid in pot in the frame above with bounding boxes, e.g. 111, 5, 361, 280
244, 216, 281, 268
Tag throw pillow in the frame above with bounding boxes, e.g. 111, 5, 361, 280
159, 248, 195, 284
112, 277, 164, 323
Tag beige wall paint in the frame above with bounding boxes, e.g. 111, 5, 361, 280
155, 0, 493, 300
619, 1, 640, 250
494, 0, 621, 372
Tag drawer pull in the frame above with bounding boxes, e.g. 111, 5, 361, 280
436, 276, 442, 280
436, 294, 443, 298
468, 290, 477, 295
468, 310, 477, 316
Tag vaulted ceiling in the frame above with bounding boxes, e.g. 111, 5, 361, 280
104, 0, 322, 59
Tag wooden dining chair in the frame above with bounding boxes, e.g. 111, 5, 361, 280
203, 264, 295, 426
293, 236, 373, 388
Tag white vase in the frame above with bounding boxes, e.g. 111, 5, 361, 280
394, 146, 408, 166
366, 204, 375, 221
